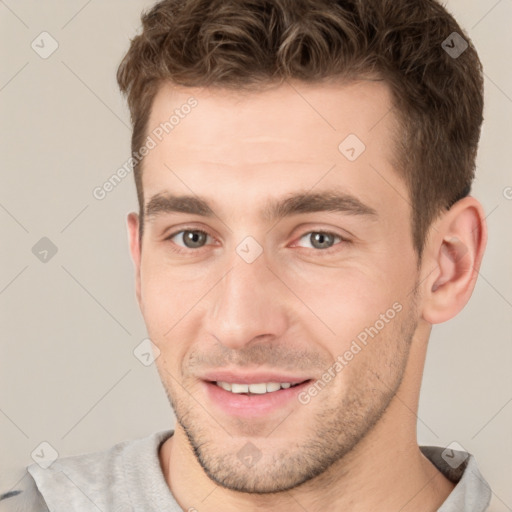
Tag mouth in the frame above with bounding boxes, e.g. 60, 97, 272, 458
209, 380, 310, 395
201, 377, 313, 417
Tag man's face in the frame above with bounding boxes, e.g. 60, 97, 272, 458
130, 80, 422, 493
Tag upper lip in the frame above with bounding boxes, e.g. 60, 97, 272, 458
199, 370, 312, 385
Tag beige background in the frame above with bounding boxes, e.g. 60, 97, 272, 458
1, 0, 511, 508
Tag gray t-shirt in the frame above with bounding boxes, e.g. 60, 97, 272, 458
0, 430, 492, 511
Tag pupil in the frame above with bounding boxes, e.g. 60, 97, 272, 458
312, 232, 332, 249
185, 231, 205, 248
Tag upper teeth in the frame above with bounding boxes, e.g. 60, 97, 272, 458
216, 382, 293, 394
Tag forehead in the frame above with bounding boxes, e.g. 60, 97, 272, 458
146, 79, 396, 165
141, 79, 405, 220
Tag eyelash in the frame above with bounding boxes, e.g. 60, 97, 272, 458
164, 227, 349, 256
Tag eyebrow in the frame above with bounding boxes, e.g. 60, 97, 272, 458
145, 190, 378, 223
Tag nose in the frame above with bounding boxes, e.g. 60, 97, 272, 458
204, 254, 289, 351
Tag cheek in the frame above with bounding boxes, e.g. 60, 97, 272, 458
321, 300, 414, 404
288, 265, 409, 346
139, 255, 222, 373
139, 258, 197, 348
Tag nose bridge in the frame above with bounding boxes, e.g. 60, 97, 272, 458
206, 249, 288, 350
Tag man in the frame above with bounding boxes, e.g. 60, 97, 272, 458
1, 0, 492, 510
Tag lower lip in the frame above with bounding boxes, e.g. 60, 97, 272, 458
203, 380, 312, 418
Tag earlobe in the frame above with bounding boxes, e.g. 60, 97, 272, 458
421, 197, 487, 324
127, 212, 142, 309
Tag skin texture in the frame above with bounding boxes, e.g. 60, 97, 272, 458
127, 80, 487, 511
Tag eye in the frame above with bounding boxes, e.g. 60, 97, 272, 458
295, 231, 345, 251
164, 228, 348, 255
166, 229, 213, 251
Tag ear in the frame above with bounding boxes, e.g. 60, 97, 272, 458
420, 196, 487, 324
127, 212, 142, 310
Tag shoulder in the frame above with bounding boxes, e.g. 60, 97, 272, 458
11, 430, 174, 512
0, 470, 49, 512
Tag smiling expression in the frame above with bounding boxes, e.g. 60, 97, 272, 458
129, 79, 423, 493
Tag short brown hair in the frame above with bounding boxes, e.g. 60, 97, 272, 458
117, 0, 484, 257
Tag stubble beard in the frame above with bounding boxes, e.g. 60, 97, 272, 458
159, 298, 418, 494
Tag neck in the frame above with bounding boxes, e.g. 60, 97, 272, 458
160, 416, 454, 512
